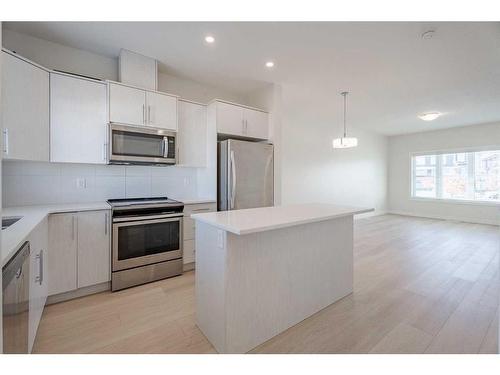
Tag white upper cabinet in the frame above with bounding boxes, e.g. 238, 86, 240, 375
108, 82, 178, 131
214, 101, 269, 140
1, 51, 49, 161
50, 73, 107, 164
119, 49, 157, 91
243, 107, 269, 140
178, 100, 207, 167
77, 210, 111, 288
109, 82, 146, 125
216, 101, 245, 136
146, 91, 178, 130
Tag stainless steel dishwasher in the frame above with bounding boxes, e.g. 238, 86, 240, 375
2, 241, 30, 354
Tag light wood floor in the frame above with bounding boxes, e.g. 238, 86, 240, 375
33, 214, 500, 354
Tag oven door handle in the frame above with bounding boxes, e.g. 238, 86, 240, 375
112, 213, 183, 223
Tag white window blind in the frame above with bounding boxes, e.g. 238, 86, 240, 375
411, 149, 500, 203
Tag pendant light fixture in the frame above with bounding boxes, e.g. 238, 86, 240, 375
332, 91, 358, 149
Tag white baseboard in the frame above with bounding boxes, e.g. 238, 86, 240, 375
388, 210, 500, 226
354, 210, 388, 220
47, 282, 111, 305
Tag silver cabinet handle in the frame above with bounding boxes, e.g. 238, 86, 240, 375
2, 128, 8, 155
72, 215, 76, 240
230, 150, 236, 209
104, 212, 108, 235
142, 104, 146, 124
35, 250, 43, 285
242, 119, 245, 134
148, 105, 151, 124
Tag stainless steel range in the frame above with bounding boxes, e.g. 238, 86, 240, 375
108, 197, 184, 291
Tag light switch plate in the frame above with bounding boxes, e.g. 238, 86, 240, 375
76, 178, 86, 189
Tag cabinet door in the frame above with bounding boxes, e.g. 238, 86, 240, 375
50, 73, 107, 164
178, 101, 207, 167
146, 91, 177, 130
216, 101, 244, 136
1, 52, 49, 161
48, 213, 78, 296
28, 217, 48, 353
244, 108, 269, 140
109, 83, 146, 125
183, 239, 196, 264
77, 210, 111, 288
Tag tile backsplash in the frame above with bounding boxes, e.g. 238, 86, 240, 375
2, 160, 199, 207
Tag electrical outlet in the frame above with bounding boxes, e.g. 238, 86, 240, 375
217, 230, 224, 249
76, 178, 86, 189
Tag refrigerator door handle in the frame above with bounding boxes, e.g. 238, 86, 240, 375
230, 150, 236, 209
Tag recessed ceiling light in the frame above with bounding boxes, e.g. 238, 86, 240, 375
418, 112, 442, 121
205, 35, 215, 44
265, 61, 275, 68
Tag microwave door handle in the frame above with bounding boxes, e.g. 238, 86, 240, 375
163, 138, 169, 157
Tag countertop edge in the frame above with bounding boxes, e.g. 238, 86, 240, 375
192, 206, 374, 235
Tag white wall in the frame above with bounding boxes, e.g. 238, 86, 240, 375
279, 84, 388, 215
2, 161, 199, 207
388, 122, 500, 225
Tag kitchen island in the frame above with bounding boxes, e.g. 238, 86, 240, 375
191, 203, 373, 353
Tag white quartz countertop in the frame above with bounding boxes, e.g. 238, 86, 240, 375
191, 203, 374, 235
2, 202, 110, 267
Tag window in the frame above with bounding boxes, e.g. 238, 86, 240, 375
411, 149, 500, 203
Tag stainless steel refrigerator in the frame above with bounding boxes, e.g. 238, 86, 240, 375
218, 139, 274, 211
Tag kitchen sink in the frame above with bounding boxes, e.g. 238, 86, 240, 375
2, 216, 22, 230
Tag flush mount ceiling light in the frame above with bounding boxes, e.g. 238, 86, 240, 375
204, 35, 215, 44
421, 30, 436, 40
418, 112, 442, 121
332, 91, 358, 149
265, 61, 275, 68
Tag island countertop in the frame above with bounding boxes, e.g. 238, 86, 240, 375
191, 203, 373, 235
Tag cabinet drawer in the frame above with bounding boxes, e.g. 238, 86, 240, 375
183, 217, 195, 241
183, 239, 195, 264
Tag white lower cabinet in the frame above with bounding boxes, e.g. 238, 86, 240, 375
28, 217, 48, 353
48, 210, 111, 296
77, 211, 111, 288
48, 213, 78, 295
183, 203, 217, 266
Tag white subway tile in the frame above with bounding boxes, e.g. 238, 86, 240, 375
125, 176, 151, 198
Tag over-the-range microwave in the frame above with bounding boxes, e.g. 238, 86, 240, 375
108, 123, 177, 166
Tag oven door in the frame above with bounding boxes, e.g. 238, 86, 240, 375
109, 123, 176, 165
112, 215, 182, 271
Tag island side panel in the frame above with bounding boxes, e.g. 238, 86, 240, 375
224, 215, 353, 353
195, 221, 228, 353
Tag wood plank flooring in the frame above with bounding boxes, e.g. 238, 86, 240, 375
32, 214, 499, 354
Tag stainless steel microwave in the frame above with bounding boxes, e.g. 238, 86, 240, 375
109, 123, 177, 165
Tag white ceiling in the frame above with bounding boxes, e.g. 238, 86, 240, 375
4, 22, 500, 135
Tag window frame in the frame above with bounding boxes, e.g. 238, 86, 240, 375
409, 146, 500, 206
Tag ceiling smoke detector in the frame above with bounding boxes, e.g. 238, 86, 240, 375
421, 30, 436, 40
